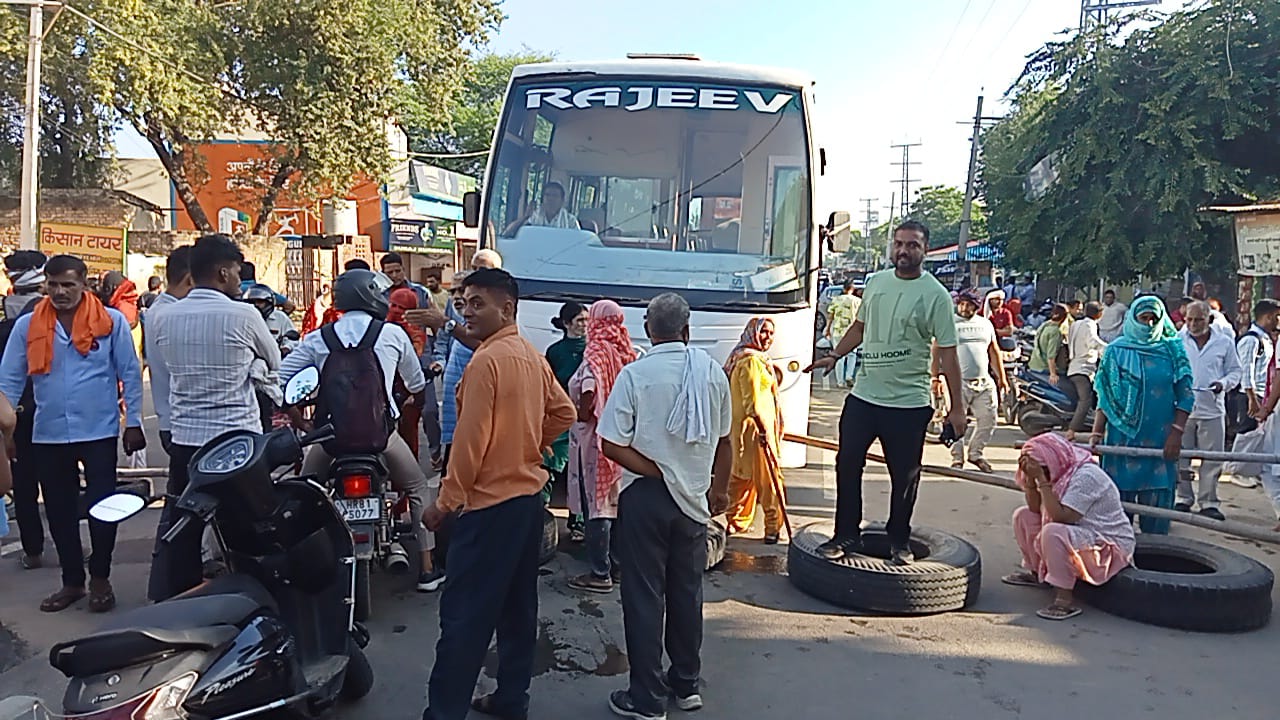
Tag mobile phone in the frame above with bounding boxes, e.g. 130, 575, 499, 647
939, 421, 958, 448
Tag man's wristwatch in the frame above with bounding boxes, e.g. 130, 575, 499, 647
444, 319, 458, 335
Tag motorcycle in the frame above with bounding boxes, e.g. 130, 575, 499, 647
287, 366, 414, 623
32, 371, 373, 720
1012, 366, 1095, 437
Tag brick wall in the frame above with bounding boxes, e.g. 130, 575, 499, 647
0, 190, 155, 255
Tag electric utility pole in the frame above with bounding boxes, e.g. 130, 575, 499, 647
890, 142, 921, 218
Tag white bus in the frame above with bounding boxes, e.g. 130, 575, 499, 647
461, 55, 850, 467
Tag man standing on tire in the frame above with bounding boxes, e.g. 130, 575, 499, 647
806, 220, 965, 566
420, 268, 575, 720
596, 292, 733, 720
933, 289, 1005, 473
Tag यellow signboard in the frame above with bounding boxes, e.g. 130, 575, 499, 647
1235, 212, 1280, 277
39, 222, 126, 276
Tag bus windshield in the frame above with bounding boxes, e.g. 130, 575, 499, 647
484, 76, 813, 306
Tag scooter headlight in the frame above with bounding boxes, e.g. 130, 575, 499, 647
139, 672, 197, 720
196, 437, 253, 474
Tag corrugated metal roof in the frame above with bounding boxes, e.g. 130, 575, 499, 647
1202, 203, 1280, 213
925, 240, 1003, 263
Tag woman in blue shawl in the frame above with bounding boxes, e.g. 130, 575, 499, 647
1091, 295, 1194, 534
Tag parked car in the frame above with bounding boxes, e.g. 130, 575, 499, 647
815, 285, 845, 333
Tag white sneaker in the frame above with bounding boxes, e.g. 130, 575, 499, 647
672, 693, 703, 712
1231, 475, 1261, 489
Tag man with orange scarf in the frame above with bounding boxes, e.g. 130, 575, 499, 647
0, 255, 145, 613
566, 300, 635, 594
724, 317, 786, 544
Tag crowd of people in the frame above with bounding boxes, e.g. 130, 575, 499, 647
6, 223, 1280, 715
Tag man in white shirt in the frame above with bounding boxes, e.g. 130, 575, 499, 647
1098, 289, 1127, 342
1224, 299, 1280, 489
1066, 301, 1107, 438
279, 268, 442, 592
147, 234, 281, 601
142, 246, 194, 453
932, 289, 1007, 473
1177, 301, 1242, 521
506, 181, 580, 233
597, 292, 732, 720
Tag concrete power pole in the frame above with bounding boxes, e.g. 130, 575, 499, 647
957, 95, 984, 249
19, 1, 47, 250
890, 142, 921, 218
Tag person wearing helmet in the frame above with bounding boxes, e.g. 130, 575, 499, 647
0, 249, 45, 570
279, 269, 443, 591
242, 283, 298, 355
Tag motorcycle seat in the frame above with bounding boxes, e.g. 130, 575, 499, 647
49, 575, 277, 678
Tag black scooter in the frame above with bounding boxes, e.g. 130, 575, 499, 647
41, 412, 373, 719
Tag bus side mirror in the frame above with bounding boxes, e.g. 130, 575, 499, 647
824, 211, 851, 253
462, 191, 480, 228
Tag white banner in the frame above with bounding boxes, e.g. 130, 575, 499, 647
1236, 212, 1280, 277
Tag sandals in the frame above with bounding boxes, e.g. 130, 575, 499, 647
470, 693, 528, 720
88, 581, 116, 613
1036, 603, 1083, 621
569, 528, 586, 544
1000, 571, 1046, 588
40, 587, 86, 613
970, 459, 994, 473
20, 553, 42, 570
763, 533, 780, 545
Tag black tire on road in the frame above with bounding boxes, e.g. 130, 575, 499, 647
340, 639, 375, 701
353, 559, 371, 623
1075, 535, 1273, 633
706, 518, 727, 571
788, 522, 982, 614
538, 508, 558, 566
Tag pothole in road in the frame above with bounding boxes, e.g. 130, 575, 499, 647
718, 550, 787, 575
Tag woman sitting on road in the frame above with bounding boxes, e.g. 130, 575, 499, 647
1004, 432, 1135, 621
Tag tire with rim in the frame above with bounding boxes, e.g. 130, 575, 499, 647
353, 559, 371, 623
706, 518, 727, 571
538, 508, 558, 566
1075, 535, 1273, 632
788, 522, 982, 614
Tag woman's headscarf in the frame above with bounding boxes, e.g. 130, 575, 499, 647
1095, 295, 1193, 439
1015, 432, 1094, 497
724, 317, 775, 373
584, 300, 636, 508
387, 287, 427, 356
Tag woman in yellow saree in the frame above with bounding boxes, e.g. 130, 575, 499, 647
724, 317, 785, 543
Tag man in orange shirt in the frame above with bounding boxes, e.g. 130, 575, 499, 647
421, 268, 575, 720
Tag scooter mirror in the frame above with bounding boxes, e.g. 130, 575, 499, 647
285, 366, 321, 405
89, 493, 148, 523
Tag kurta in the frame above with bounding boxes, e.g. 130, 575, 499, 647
725, 352, 784, 535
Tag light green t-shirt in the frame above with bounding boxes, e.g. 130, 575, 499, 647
851, 270, 958, 409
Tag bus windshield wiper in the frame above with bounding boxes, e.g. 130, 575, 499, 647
695, 300, 805, 312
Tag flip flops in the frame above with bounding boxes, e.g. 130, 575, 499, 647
1000, 571, 1045, 588
1036, 604, 1083, 621
40, 587, 86, 613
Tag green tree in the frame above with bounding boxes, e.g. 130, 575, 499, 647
980, 0, 1279, 283
409, 49, 554, 179
906, 185, 987, 249
0, 0, 500, 232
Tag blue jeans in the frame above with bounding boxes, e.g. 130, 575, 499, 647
586, 517, 620, 579
424, 494, 541, 720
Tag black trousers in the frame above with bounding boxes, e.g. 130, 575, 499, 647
11, 408, 43, 557
425, 493, 541, 720
34, 438, 118, 588
1068, 374, 1095, 433
835, 395, 934, 547
618, 476, 706, 716
147, 443, 203, 602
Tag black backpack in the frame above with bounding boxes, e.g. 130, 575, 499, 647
1226, 328, 1269, 438
314, 320, 393, 455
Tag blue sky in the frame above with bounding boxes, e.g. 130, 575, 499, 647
116, 0, 1162, 222
487, 0, 1148, 219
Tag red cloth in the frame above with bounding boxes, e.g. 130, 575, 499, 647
988, 308, 1016, 331
108, 278, 139, 328
387, 287, 428, 356
584, 300, 635, 510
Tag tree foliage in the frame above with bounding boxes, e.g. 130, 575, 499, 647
0, 0, 500, 231
409, 49, 554, 179
906, 184, 987, 249
980, 0, 1280, 283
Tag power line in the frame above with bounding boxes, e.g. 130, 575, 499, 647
922, 0, 976, 86
955, 0, 1003, 61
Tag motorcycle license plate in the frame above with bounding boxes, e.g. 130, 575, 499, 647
337, 498, 380, 523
